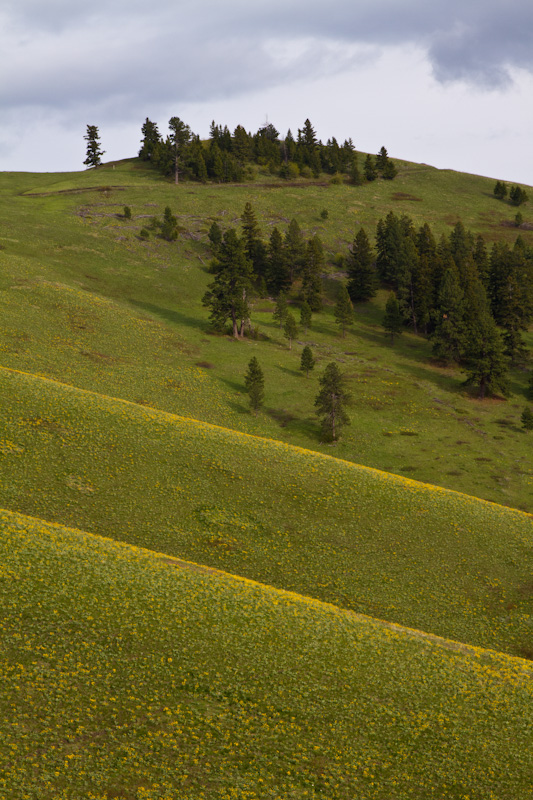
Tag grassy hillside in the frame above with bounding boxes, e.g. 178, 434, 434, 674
1, 160, 532, 509
1, 365, 531, 659
1, 507, 532, 800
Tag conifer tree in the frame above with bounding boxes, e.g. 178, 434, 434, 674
300, 345, 315, 377
315, 362, 351, 441
300, 300, 312, 333
139, 118, 161, 161
382, 293, 403, 344
493, 180, 507, 200
462, 281, 509, 399
527, 372, 533, 401
244, 357, 265, 414
431, 268, 466, 363
364, 154, 377, 182
161, 206, 178, 241
521, 406, 533, 431
83, 125, 105, 168
202, 228, 253, 338
208, 221, 222, 254
284, 218, 306, 281
283, 311, 298, 349
241, 202, 266, 278
168, 117, 191, 184
346, 227, 376, 303
273, 292, 288, 329
301, 235, 324, 311
267, 227, 290, 294
334, 284, 354, 337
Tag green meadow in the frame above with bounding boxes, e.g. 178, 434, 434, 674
0, 158, 532, 797
1, 508, 532, 800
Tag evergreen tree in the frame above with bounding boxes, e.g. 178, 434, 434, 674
527, 372, 533, 400
382, 293, 403, 344
138, 118, 161, 161
284, 219, 306, 281
300, 300, 312, 333
273, 292, 288, 329
267, 227, 290, 294
232, 125, 253, 164
244, 357, 265, 414
334, 284, 354, 337
509, 185, 529, 206
431, 268, 466, 364
283, 311, 298, 349
208, 221, 222, 254
314, 362, 351, 441
300, 345, 315, 377
462, 281, 509, 399
160, 206, 178, 241
382, 159, 398, 180
349, 156, 363, 186
346, 227, 376, 302
301, 235, 324, 311
375, 146, 389, 173
83, 125, 105, 168
521, 406, 533, 431
241, 202, 265, 277
168, 117, 191, 184
493, 180, 507, 200
363, 154, 377, 182
202, 228, 254, 338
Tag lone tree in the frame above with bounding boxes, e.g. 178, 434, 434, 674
283, 310, 298, 349
382, 293, 403, 343
315, 362, 351, 441
84, 125, 105, 168
168, 116, 191, 184
334, 283, 354, 337
202, 228, 254, 338
300, 345, 315, 377
244, 357, 265, 414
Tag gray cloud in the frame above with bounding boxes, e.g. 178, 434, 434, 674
1, 0, 532, 120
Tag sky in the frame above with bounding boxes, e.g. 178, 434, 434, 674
1, 0, 533, 184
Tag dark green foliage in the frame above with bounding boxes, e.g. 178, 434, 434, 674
349, 156, 363, 186
315, 362, 351, 441
488, 237, 533, 363
284, 219, 306, 282
267, 228, 290, 294
493, 180, 507, 200
509, 185, 529, 206
161, 207, 178, 241
462, 282, 509, 399
300, 345, 315, 377
299, 301, 312, 333
334, 284, 354, 337
202, 229, 254, 338
515, 212, 523, 227
300, 235, 324, 311
168, 117, 192, 184
123, 206, 132, 220
320, 209, 329, 220
527, 372, 533, 400
83, 125, 105, 168
138, 118, 161, 161
521, 406, 533, 431
244, 357, 265, 414
273, 292, 288, 329
431, 269, 466, 364
241, 202, 266, 278
139, 228, 150, 240
382, 293, 403, 344
376, 147, 397, 179
283, 311, 298, 349
346, 227, 377, 303
208, 221, 222, 254
364, 154, 377, 182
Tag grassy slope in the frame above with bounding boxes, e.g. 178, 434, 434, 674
1, 160, 532, 510
1, 507, 532, 800
1, 365, 531, 659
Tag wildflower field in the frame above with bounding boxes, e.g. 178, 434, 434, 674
1, 366, 531, 660
1, 508, 532, 799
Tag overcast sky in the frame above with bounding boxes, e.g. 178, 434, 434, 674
2, 0, 532, 184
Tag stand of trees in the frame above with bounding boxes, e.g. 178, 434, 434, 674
137, 116, 397, 185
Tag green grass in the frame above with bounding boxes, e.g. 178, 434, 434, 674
1, 365, 531, 659
1, 507, 532, 800
0, 160, 532, 509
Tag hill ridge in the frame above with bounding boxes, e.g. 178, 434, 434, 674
2, 504, 532, 672
2, 362, 531, 519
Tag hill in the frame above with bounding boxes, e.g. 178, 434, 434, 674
1, 507, 532, 799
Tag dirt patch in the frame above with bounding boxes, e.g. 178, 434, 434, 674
391, 192, 423, 202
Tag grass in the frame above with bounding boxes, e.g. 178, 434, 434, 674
1, 507, 532, 800
0, 365, 531, 659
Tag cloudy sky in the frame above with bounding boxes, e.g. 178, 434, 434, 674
2, 0, 533, 184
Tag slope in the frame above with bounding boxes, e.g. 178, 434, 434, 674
1, 365, 531, 659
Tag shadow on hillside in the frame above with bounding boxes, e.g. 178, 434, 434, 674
276, 364, 301, 378
129, 299, 206, 332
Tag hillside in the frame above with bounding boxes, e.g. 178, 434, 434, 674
1, 508, 532, 800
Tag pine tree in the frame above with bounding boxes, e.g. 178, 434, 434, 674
334, 284, 354, 337
161, 206, 178, 241
493, 181, 507, 200
314, 362, 351, 441
168, 117, 191, 184
521, 406, 533, 431
364, 154, 377, 182
244, 357, 265, 414
138, 118, 161, 161
202, 228, 254, 338
283, 311, 298, 349
208, 221, 222, 254
273, 292, 288, 329
382, 293, 403, 344
284, 219, 306, 281
462, 281, 509, 399
527, 372, 533, 400
346, 227, 376, 303
301, 235, 324, 311
431, 268, 466, 363
267, 227, 290, 294
241, 202, 265, 277
300, 301, 312, 333
300, 345, 315, 377
83, 125, 105, 168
